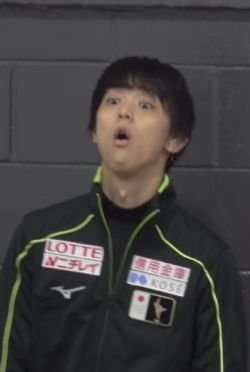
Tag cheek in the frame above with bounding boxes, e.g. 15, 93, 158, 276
146, 124, 169, 145
95, 110, 102, 130
95, 109, 113, 133
92, 119, 111, 149
140, 126, 170, 156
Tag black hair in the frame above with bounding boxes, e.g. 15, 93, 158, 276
88, 56, 195, 140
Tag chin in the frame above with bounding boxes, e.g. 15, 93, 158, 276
109, 163, 136, 178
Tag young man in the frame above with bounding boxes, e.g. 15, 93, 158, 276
0, 57, 247, 372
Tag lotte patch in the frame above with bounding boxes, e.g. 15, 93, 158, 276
42, 239, 104, 276
129, 290, 176, 327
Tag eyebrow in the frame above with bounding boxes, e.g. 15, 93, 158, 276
105, 88, 158, 101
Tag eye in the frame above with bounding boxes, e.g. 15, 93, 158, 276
105, 97, 121, 105
139, 101, 154, 109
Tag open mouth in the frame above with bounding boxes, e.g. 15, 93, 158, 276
114, 128, 131, 145
116, 132, 128, 140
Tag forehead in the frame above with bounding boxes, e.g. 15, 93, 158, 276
103, 87, 158, 100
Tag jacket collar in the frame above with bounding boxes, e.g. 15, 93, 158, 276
90, 166, 176, 219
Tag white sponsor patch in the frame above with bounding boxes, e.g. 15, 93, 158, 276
42, 239, 104, 275
129, 290, 176, 327
127, 255, 191, 297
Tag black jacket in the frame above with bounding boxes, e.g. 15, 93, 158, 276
0, 174, 247, 372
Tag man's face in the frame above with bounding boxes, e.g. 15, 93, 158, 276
92, 87, 182, 176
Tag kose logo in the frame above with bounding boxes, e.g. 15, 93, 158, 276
129, 272, 148, 285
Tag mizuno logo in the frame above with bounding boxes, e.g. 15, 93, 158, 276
50, 285, 86, 299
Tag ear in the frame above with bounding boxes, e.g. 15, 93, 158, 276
165, 136, 189, 154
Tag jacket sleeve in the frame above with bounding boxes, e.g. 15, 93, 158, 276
0, 219, 33, 372
191, 247, 247, 372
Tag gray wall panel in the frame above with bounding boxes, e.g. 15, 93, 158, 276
217, 69, 250, 167
0, 65, 10, 160
0, 18, 112, 60
16, 63, 101, 163
113, 18, 250, 66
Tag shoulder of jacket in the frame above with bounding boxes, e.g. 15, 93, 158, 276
19, 192, 92, 241
159, 199, 229, 264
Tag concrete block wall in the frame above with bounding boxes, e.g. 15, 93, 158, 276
0, 1, 249, 368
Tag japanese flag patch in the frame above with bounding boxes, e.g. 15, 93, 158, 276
129, 290, 176, 327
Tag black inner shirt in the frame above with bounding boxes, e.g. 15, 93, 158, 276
101, 192, 153, 280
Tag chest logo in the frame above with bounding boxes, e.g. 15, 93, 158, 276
129, 290, 176, 327
42, 239, 104, 276
127, 255, 191, 297
50, 285, 86, 299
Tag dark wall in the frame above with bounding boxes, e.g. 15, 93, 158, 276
0, 1, 249, 368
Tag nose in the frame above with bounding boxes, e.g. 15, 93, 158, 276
118, 103, 133, 120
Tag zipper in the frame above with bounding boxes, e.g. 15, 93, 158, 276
113, 208, 160, 292
97, 193, 160, 294
94, 304, 111, 372
95, 193, 160, 371
97, 193, 113, 296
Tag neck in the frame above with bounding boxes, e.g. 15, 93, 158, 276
100, 165, 166, 209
